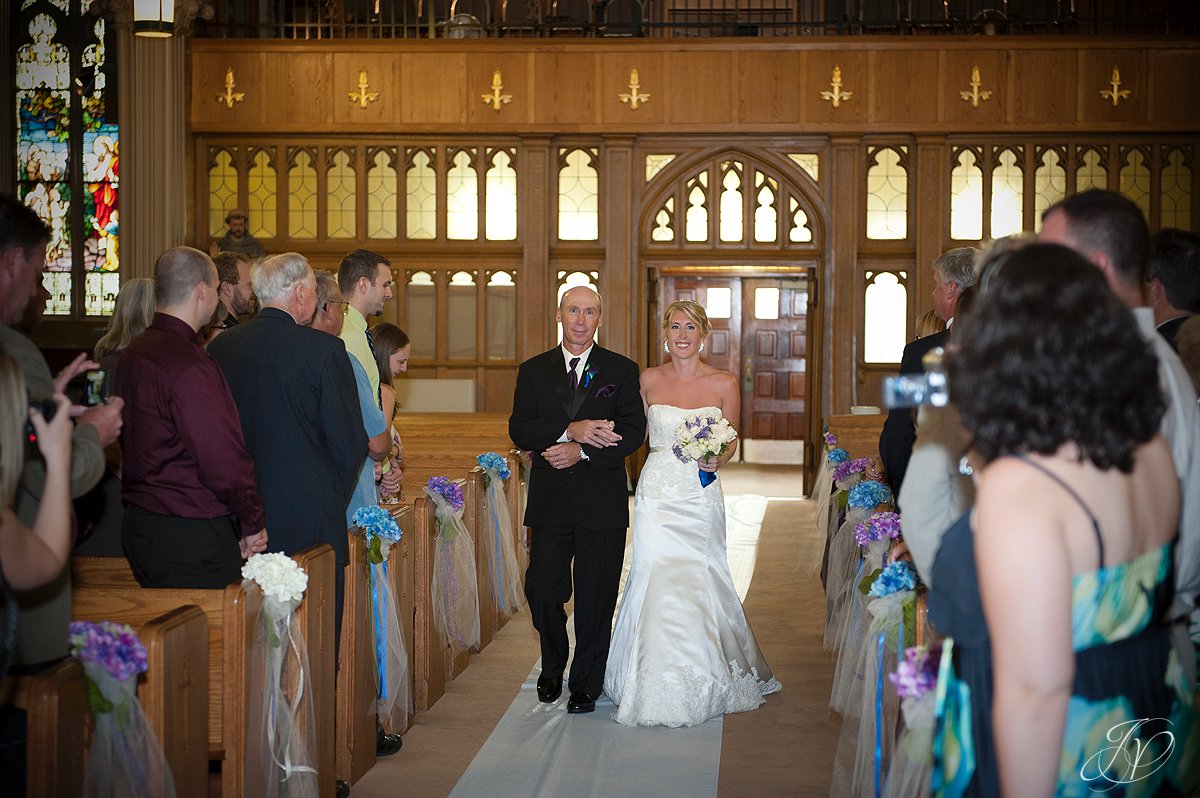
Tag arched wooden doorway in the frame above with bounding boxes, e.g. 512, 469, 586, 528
636, 143, 826, 491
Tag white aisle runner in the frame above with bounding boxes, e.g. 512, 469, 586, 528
448, 495, 769, 798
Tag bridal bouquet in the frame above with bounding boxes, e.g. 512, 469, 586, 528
672, 410, 738, 487
69, 621, 175, 798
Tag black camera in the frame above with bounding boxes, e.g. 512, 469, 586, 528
25, 398, 57, 444
881, 347, 949, 410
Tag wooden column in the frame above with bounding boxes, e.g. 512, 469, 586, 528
518, 137, 552, 359
601, 135, 636, 358
913, 135, 949, 318
828, 135, 860, 414
115, 21, 189, 279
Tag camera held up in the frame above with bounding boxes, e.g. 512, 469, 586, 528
881, 347, 949, 410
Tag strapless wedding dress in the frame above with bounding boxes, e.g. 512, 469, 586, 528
603, 404, 781, 727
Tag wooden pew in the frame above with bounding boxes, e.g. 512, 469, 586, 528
386, 503, 416, 736
826, 413, 886, 460
70, 545, 336, 798
466, 470, 494, 655
392, 411, 515, 500
24, 658, 87, 798
337, 502, 412, 784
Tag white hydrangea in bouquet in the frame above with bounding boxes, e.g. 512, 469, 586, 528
672, 410, 738, 487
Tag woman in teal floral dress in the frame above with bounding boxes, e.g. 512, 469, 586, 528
928, 243, 1198, 796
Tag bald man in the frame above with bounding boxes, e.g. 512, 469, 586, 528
509, 287, 647, 714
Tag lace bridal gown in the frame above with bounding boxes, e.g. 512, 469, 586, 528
604, 404, 781, 727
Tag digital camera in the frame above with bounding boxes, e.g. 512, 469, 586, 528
25, 398, 57, 444
881, 347, 949, 409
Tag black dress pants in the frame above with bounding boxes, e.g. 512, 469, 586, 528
122, 505, 243, 589
524, 523, 626, 699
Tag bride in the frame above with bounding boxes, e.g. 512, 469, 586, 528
604, 299, 781, 727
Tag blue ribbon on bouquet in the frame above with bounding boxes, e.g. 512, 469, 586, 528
370, 561, 390, 701
697, 467, 716, 488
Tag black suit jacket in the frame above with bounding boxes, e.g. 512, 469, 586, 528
878, 328, 950, 503
1158, 315, 1190, 352
208, 307, 366, 566
509, 345, 646, 531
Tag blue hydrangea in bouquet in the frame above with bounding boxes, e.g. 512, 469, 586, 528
868, 560, 917, 598
473, 452, 511, 489
848, 479, 893, 511
353, 504, 404, 564
672, 409, 738, 488
826, 446, 850, 466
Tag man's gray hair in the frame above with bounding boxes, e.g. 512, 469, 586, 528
154, 246, 215, 307
314, 270, 340, 309
253, 252, 313, 305
934, 247, 980, 290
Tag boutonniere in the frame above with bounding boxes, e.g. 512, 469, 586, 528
581, 364, 598, 389
595, 383, 617, 398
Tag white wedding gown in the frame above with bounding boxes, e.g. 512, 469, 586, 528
604, 404, 781, 727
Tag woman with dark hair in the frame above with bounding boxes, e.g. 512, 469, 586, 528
370, 323, 411, 501
930, 243, 1197, 796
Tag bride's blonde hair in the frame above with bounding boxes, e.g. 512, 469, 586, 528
660, 300, 712, 338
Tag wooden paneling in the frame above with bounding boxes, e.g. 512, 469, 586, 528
193, 52, 265, 129
940, 49, 1005, 127
600, 52, 666, 125
736, 50, 803, 127
401, 52, 470, 125
467, 53, 533, 126
804, 50, 868, 128
270, 54, 335, 128
665, 51, 736, 125
1079, 49, 1148, 126
870, 50, 938, 125
1152, 49, 1200, 125
333, 55, 398, 128
1010, 49, 1076, 126
534, 52, 599, 126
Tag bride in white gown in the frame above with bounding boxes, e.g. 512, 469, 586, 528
604, 300, 781, 728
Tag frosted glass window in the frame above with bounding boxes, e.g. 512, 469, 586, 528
950, 149, 983, 241
1119, 148, 1151, 220
864, 271, 907, 364
789, 198, 813, 243
43, 272, 72, 316
84, 271, 119, 317
406, 149, 437, 240
1033, 149, 1066, 233
486, 271, 516, 360
447, 271, 477, 359
208, 148, 238, 237
719, 162, 743, 243
754, 287, 779, 320
706, 287, 732, 319
326, 149, 356, 239
367, 150, 398, 239
287, 149, 317, 239
1076, 148, 1108, 192
247, 149, 276, 239
555, 271, 600, 343
558, 149, 599, 241
866, 147, 907, 240
1161, 148, 1192, 230
485, 150, 517, 241
406, 272, 436, 359
754, 173, 777, 243
645, 154, 675, 183
685, 173, 708, 242
991, 148, 1024, 238
788, 153, 819, 182
652, 197, 674, 242
447, 150, 479, 241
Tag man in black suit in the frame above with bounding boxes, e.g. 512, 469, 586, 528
878, 247, 977, 504
208, 253, 366, 647
1146, 228, 1200, 352
509, 286, 647, 714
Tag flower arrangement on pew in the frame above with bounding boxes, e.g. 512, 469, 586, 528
885, 642, 943, 796
352, 504, 410, 731
425, 476, 481, 654
473, 453, 524, 618
241, 552, 318, 796
69, 621, 175, 797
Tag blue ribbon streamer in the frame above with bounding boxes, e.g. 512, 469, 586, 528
487, 484, 505, 608
874, 630, 885, 798
698, 467, 716, 487
370, 560, 388, 701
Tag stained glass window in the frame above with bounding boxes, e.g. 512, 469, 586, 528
406, 149, 437, 240
1119, 146, 1151, 220
485, 149, 517, 241
558, 149, 599, 241
17, 2, 119, 317
447, 149, 479, 241
754, 172, 778, 243
367, 148, 398, 239
287, 148, 318, 239
866, 147, 907, 240
685, 172, 708, 242
327, 148, 357, 238
1160, 148, 1192, 230
1033, 148, 1066, 233
990, 147, 1024, 238
719, 161, 743, 243
950, 149, 984, 241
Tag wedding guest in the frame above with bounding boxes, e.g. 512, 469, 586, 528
212, 250, 258, 332
509, 286, 646, 715
93, 277, 155, 391
337, 248, 393, 410
604, 299, 779, 727
1040, 190, 1200, 659
930, 243, 1197, 796
117, 247, 267, 588
211, 208, 265, 259
1146, 227, 1200, 351
914, 308, 945, 338
0, 346, 73, 591
1176, 315, 1200, 395
879, 247, 978, 505
369, 323, 410, 501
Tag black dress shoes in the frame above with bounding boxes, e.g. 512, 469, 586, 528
376, 728, 404, 757
536, 673, 563, 703
566, 689, 595, 714
336, 780, 351, 798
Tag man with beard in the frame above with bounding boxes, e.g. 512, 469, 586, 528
213, 250, 258, 330
211, 208, 265, 259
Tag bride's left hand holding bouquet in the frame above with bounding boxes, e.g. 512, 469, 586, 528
673, 410, 738, 487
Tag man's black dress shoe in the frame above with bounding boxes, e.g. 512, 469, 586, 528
566, 689, 595, 714
376, 730, 404, 756
336, 779, 351, 798
536, 674, 563, 703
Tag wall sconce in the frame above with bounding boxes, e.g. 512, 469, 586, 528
134, 0, 175, 37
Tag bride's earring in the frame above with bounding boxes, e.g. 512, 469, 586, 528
699, 341, 705, 353
663, 341, 669, 353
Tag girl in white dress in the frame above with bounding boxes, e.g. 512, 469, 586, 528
604, 300, 781, 727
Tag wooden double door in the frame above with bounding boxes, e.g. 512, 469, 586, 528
657, 271, 813, 453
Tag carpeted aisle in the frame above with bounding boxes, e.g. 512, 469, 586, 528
348, 465, 839, 798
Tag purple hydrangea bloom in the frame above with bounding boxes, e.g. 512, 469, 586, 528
426, 476, 465, 511
889, 643, 942, 700
832, 457, 871, 483
68, 621, 148, 682
853, 511, 902, 547
824, 432, 838, 447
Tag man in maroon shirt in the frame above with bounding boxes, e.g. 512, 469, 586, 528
116, 246, 268, 588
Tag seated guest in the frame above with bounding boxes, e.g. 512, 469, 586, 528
930, 243, 1198, 795
1146, 228, 1200, 351
0, 346, 72, 591
369, 323, 411, 501
117, 247, 268, 588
